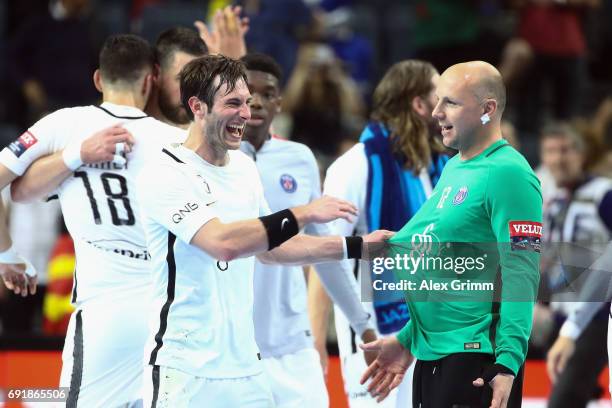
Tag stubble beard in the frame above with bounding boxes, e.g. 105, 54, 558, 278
159, 88, 190, 126
204, 118, 230, 162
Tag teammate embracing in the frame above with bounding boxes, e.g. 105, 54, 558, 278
1, 35, 184, 407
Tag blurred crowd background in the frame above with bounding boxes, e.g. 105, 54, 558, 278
1, 0, 612, 399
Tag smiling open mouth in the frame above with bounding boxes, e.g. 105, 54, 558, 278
226, 124, 245, 137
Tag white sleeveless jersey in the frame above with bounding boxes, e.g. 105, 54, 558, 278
0, 102, 186, 305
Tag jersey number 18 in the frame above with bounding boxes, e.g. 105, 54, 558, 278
74, 171, 135, 226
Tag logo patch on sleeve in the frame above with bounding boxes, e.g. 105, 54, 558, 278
8, 131, 38, 158
509, 221, 542, 252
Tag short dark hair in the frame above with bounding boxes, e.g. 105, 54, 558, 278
540, 122, 585, 152
99, 34, 155, 83
180, 55, 248, 120
155, 27, 207, 69
241, 53, 283, 83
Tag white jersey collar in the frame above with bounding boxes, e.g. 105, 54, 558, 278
99, 102, 147, 119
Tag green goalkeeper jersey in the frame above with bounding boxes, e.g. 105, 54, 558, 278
392, 139, 542, 375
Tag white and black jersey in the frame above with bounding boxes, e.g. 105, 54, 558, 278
137, 144, 269, 378
0, 102, 186, 407
543, 177, 612, 339
0, 102, 186, 305
241, 137, 370, 358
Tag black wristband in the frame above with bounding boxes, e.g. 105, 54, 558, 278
481, 363, 515, 383
259, 209, 299, 250
345, 236, 363, 259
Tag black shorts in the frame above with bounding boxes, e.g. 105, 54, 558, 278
412, 353, 524, 408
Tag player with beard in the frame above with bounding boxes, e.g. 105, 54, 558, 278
309, 60, 448, 408
0, 34, 189, 407
145, 27, 208, 128
239, 53, 375, 407
136, 55, 392, 407
147, 7, 248, 128
2, 9, 249, 299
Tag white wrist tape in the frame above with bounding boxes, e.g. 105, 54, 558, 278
113, 143, 126, 167
0, 245, 37, 277
62, 140, 83, 170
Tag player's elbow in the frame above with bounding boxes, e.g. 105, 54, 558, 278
192, 220, 240, 261
10, 179, 36, 203
193, 237, 239, 261
207, 234, 240, 262
215, 243, 240, 262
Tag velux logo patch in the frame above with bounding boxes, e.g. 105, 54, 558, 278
509, 221, 542, 252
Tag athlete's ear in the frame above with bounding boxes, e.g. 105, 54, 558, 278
188, 96, 207, 119
482, 99, 497, 118
142, 73, 154, 103
93, 69, 103, 93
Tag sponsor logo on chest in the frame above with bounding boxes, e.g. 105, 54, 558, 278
172, 202, 200, 224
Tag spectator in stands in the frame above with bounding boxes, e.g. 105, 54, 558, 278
321, 7, 374, 98
8, 0, 99, 124
587, 96, 612, 177
282, 43, 365, 169
236, 0, 316, 85
511, 0, 600, 134
536, 124, 612, 408
410, 0, 504, 71
535, 122, 612, 407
